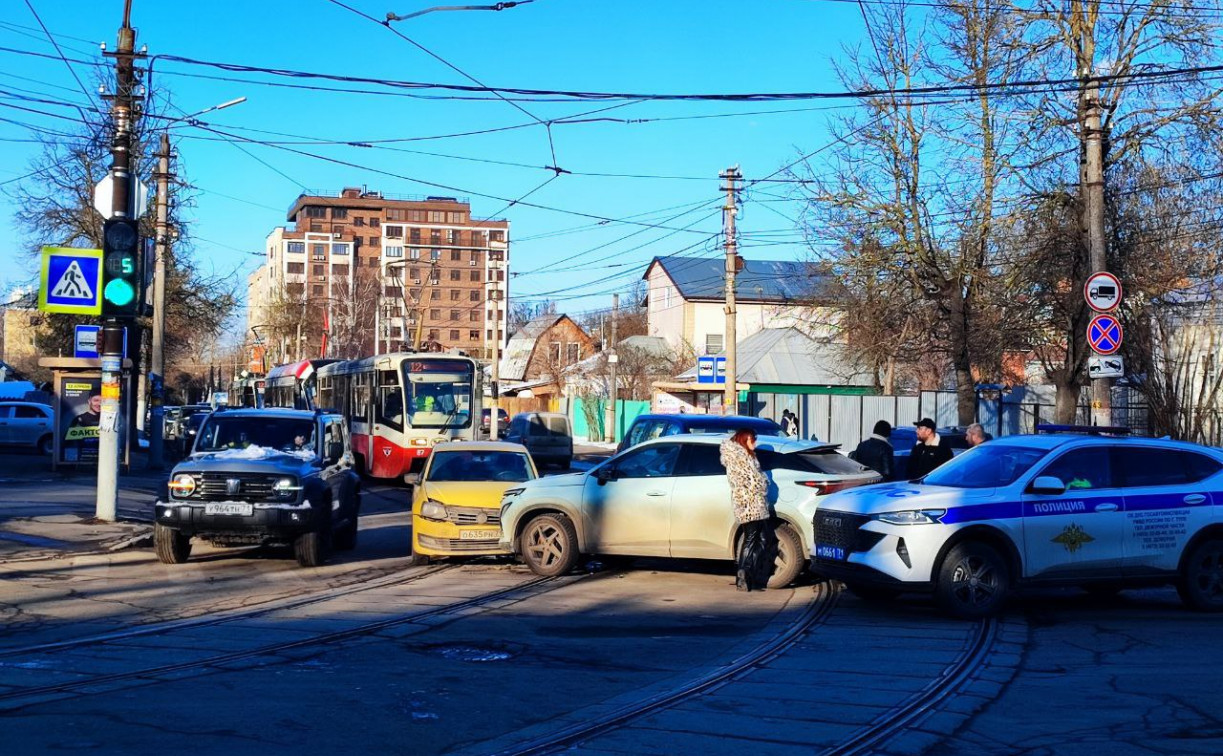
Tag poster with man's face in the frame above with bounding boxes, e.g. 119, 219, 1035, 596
61, 378, 102, 464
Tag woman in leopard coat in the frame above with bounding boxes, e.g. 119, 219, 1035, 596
720, 429, 775, 591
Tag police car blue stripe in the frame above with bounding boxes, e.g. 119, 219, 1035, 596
935, 492, 1216, 525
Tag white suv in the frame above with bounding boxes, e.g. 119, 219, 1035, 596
812, 433, 1223, 617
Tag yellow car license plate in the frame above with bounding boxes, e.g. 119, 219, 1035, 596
459, 529, 499, 540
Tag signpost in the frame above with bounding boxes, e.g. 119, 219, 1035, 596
1088, 355, 1125, 379
1084, 271, 1122, 313
38, 247, 103, 316
1087, 314, 1123, 356
74, 325, 128, 359
697, 356, 727, 384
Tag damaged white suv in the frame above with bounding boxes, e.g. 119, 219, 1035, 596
154, 408, 360, 567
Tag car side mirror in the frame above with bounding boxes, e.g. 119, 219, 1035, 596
327, 441, 344, 463
593, 466, 617, 484
1029, 476, 1066, 496
404, 472, 421, 486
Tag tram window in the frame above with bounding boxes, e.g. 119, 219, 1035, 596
376, 370, 404, 431
351, 373, 369, 423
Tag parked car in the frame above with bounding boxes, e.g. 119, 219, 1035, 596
480, 407, 510, 439
162, 406, 182, 440
812, 431, 1223, 618
505, 412, 573, 469
408, 441, 537, 564
155, 408, 361, 567
181, 411, 212, 453
0, 401, 54, 455
889, 425, 973, 480
617, 414, 783, 453
499, 434, 881, 587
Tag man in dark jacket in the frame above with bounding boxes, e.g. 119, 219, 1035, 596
908, 418, 955, 479
850, 420, 894, 480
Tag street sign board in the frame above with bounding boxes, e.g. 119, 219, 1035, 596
93, 174, 149, 220
1088, 314, 1123, 355
1088, 355, 1124, 379
39, 247, 103, 315
696, 356, 727, 384
74, 325, 127, 359
1084, 271, 1122, 313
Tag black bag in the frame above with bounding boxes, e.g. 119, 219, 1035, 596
738, 519, 778, 591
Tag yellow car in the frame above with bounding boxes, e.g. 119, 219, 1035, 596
409, 441, 539, 564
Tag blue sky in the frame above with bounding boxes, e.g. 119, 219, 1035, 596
0, 0, 868, 321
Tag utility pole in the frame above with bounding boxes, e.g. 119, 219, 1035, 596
488, 258, 502, 440
1082, 74, 1111, 426
720, 166, 742, 416
149, 132, 170, 469
604, 293, 619, 443
96, 5, 141, 521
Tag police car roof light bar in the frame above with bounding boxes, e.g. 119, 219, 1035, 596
1035, 424, 1132, 436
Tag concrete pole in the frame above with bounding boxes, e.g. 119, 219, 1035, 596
96, 16, 138, 521
149, 132, 170, 468
604, 294, 618, 443
1083, 77, 1112, 426
489, 262, 501, 440
721, 166, 741, 416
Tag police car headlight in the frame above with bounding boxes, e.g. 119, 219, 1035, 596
168, 474, 196, 498
420, 500, 448, 521
875, 509, 946, 525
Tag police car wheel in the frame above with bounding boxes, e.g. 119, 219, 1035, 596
1177, 538, 1223, 612
935, 541, 1009, 619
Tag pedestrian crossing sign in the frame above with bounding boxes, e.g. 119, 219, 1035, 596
39, 246, 103, 315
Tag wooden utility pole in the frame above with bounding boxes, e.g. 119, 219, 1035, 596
1082, 75, 1111, 426
149, 132, 171, 468
721, 166, 742, 415
604, 293, 619, 443
488, 258, 502, 440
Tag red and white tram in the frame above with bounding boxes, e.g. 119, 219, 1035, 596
264, 359, 338, 410
316, 353, 482, 482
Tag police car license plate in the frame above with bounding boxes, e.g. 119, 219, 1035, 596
459, 529, 499, 540
815, 544, 846, 561
205, 503, 253, 516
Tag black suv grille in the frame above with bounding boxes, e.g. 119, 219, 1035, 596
195, 473, 279, 501
815, 511, 884, 554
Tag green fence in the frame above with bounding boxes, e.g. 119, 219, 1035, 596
571, 397, 650, 442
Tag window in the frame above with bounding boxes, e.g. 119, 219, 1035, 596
386, 246, 404, 258
487, 329, 493, 340
309, 223, 322, 232
305, 206, 327, 218
1116, 448, 1194, 487
469, 271, 479, 282
312, 284, 324, 296
469, 329, 479, 340
1038, 447, 1118, 490
312, 264, 325, 276
376, 370, 403, 431
385, 225, 404, 239
387, 208, 406, 221
449, 270, 461, 281
430, 309, 441, 319
353, 237, 362, 248
407, 267, 419, 280
490, 250, 505, 262
287, 283, 304, 297
450, 249, 462, 261
448, 212, 466, 224
705, 334, 724, 355
409, 210, 425, 222
13, 405, 47, 419
332, 243, 349, 255
312, 244, 327, 260
353, 216, 365, 227
332, 208, 348, 219
923, 444, 1049, 489
550, 342, 561, 363
331, 264, 347, 275
449, 290, 459, 301
386, 287, 403, 300
491, 230, 505, 241
1187, 453, 1223, 482
370, 217, 380, 228
449, 229, 462, 245
469, 290, 479, 301
567, 343, 580, 363
470, 312, 479, 322
678, 444, 725, 477
410, 228, 421, 243
428, 210, 445, 222
429, 329, 440, 340
368, 257, 380, 267
449, 329, 459, 341
430, 289, 441, 300
430, 249, 441, 260
410, 248, 421, 259
331, 225, 345, 236
431, 229, 442, 243
613, 444, 681, 479
472, 231, 487, 246
368, 236, 379, 246
287, 242, 305, 254
287, 262, 305, 274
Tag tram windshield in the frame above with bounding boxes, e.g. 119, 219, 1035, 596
403, 359, 473, 430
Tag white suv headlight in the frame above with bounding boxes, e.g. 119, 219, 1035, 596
420, 500, 448, 521
874, 509, 946, 525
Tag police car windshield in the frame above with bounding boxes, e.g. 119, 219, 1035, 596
921, 444, 1049, 488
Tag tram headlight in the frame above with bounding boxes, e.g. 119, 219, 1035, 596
420, 500, 448, 521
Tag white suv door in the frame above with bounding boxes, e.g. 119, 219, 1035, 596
1022, 446, 1128, 579
580, 443, 680, 557
668, 443, 735, 559
1117, 445, 1221, 573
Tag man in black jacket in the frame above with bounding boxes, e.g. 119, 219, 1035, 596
908, 418, 954, 479
850, 420, 894, 480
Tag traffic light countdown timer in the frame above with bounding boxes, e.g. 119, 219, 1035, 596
102, 217, 143, 318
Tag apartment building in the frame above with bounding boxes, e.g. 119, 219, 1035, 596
248, 188, 510, 360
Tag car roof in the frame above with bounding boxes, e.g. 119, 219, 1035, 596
634, 414, 778, 426
635, 432, 838, 453
211, 408, 320, 421
962, 433, 1223, 456
432, 441, 530, 453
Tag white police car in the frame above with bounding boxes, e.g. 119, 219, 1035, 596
812, 429, 1223, 618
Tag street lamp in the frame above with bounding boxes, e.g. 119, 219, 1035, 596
168, 97, 248, 128
385, 1, 532, 23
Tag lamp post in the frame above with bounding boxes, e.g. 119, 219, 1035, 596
385, 2, 533, 23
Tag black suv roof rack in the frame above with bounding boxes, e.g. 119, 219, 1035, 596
1035, 424, 1132, 436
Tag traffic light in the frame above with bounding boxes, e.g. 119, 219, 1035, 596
102, 217, 142, 318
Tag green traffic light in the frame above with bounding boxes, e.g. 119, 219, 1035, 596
104, 278, 136, 306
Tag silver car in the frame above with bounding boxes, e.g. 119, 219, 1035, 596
0, 401, 54, 455
499, 434, 881, 588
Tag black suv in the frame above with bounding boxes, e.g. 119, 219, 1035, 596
155, 408, 361, 567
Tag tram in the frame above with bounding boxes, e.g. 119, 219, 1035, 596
264, 359, 339, 410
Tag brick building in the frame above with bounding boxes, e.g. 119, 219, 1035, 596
248, 188, 509, 360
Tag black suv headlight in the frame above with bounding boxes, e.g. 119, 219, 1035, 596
272, 477, 301, 499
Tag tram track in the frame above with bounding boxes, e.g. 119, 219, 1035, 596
492, 580, 841, 756
0, 569, 579, 711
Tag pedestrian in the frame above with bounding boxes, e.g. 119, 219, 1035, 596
908, 418, 955, 479
720, 428, 775, 591
966, 423, 988, 448
780, 409, 797, 438
850, 420, 894, 480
